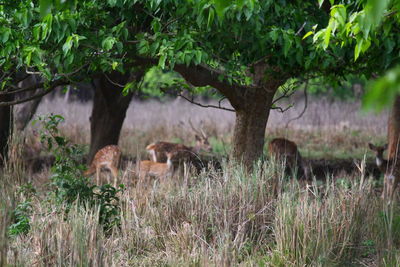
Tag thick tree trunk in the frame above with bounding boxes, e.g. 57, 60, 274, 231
0, 95, 12, 164
231, 88, 276, 168
14, 75, 42, 131
87, 72, 135, 163
15, 98, 41, 131
387, 96, 400, 159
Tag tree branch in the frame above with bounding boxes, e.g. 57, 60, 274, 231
177, 92, 235, 112
0, 79, 68, 106
285, 79, 309, 128
173, 64, 247, 110
0, 81, 47, 96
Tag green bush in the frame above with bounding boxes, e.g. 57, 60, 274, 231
36, 114, 123, 232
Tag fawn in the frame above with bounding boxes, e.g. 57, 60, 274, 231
137, 151, 176, 180
268, 138, 307, 179
84, 145, 121, 185
369, 143, 400, 200
146, 120, 211, 163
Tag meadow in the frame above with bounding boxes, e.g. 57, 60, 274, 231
1, 96, 399, 266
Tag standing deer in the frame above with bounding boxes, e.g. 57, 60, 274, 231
137, 151, 176, 180
368, 143, 400, 200
146, 120, 211, 163
84, 145, 121, 185
268, 138, 307, 179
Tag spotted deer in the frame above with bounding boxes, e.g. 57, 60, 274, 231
84, 145, 121, 185
368, 143, 400, 200
146, 120, 211, 163
137, 151, 176, 180
268, 138, 307, 179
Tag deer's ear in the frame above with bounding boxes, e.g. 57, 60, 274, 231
195, 135, 201, 141
368, 143, 375, 150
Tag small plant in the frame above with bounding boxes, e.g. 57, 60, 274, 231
8, 183, 36, 236
35, 114, 123, 232
8, 200, 32, 236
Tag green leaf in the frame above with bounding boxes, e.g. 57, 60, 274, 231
1, 28, 11, 43
207, 8, 215, 28
363, 66, 400, 111
122, 82, 135, 96
33, 25, 41, 41
39, 0, 52, 17
102, 37, 116, 51
159, 54, 167, 69
194, 50, 202, 65
25, 52, 32, 66
302, 31, 313, 40
151, 19, 161, 33
214, 0, 230, 19
184, 53, 192, 66
62, 36, 73, 55
111, 61, 118, 70
323, 25, 332, 49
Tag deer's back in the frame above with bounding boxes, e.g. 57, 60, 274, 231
147, 142, 193, 162
92, 145, 121, 166
268, 138, 300, 158
138, 160, 170, 177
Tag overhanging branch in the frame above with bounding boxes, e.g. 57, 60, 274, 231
285, 80, 309, 127
0, 79, 68, 106
177, 92, 235, 112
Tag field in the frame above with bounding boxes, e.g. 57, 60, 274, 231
2, 96, 400, 266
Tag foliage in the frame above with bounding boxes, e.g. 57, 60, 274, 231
8, 200, 32, 236
307, 75, 367, 100
0, 0, 364, 97
312, 0, 400, 109
35, 114, 123, 232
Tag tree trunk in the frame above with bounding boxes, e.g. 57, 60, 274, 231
172, 63, 284, 169
387, 96, 400, 159
0, 95, 12, 164
87, 72, 134, 163
14, 75, 42, 131
231, 88, 277, 168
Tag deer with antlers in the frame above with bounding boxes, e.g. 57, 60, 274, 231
146, 120, 212, 163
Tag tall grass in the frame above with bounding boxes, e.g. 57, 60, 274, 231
2, 156, 400, 266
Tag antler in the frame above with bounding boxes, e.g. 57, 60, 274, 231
188, 119, 207, 139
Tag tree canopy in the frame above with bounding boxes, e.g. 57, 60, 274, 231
312, 0, 400, 110
1, 0, 365, 97
2, 0, 390, 166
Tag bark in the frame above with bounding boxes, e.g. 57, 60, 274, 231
14, 75, 42, 131
87, 72, 139, 163
173, 63, 283, 169
387, 96, 400, 159
0, 95, 12, 164
231, 88, 277, 168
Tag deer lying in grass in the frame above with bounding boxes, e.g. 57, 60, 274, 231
84, 145, 121, 185
368, 143, 400, 200
137, 151, 176, 180
146, 120, 211, 163
268, 138, 308, 179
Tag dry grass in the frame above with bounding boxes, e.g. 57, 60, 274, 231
1, 96, 398, 266
2, 157, 400, 266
